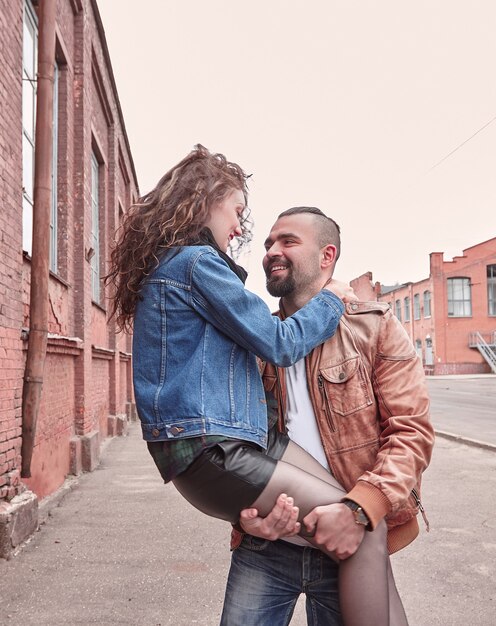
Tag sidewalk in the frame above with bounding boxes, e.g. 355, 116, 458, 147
1, 423, 495, 625
1, 423, 232, 625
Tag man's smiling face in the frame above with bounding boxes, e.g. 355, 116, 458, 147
262, 214, 324, 298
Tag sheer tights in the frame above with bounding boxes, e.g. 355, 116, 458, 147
251, 440, 409, 626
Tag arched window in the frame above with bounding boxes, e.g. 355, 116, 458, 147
415, 339, 422, 359
395, 299, 401, 321
404, 296, 411, 322
423, 290, 431, 318
413, 294, 420, 320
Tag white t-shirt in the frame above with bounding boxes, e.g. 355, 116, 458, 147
285, 359, 330, 471
282, 358, 330, 546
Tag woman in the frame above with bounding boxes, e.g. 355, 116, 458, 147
107, 145, 407, 625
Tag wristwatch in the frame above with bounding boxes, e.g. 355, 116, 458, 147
342, 499, 370, 528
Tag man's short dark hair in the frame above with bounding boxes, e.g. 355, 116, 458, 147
277, 206, 341, 261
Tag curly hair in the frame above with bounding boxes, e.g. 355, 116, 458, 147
106, 144, 252, 331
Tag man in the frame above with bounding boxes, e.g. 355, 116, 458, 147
220, 207, 434, 625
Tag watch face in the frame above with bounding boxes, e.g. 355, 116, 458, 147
355, 508, 369, 525
343, 500, 369, 526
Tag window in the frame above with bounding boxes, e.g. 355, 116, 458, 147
488, 265, 496, 316
49, 62, 59, 272
423, 290, 431, 318
91, 153, 100, 302
425, 337, 433, 366
447, 277, 472, 317
395, 299, 401, 321
404, 296, 410, 322
415, 339, 422, 359
23, 1, 59, 265
413, 294, 420, 320
22, 0, 37, 255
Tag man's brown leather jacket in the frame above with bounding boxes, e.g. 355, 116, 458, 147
259, 301, 434, 554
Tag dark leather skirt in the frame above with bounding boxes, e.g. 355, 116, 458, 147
172, 428, 290, 523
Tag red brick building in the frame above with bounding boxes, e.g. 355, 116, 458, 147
351, 238, 496, 375
0, 0, 138, 557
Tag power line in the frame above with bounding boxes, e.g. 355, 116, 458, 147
387, 112, 496, 205
425, 113, 496, 174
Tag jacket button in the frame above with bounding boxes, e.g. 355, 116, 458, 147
152, 428, 160, 437
351, 303, 358, 311
338, 372, 346, 380
170, 426, 184, 436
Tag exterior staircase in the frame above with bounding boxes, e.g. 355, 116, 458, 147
469, 331, 496, 373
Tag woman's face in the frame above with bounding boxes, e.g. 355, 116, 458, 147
204, 189, 246, 252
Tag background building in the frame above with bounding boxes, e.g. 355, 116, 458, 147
351, 238, 496, 375
0, 0, 138, 557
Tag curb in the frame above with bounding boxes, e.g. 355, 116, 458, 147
426, 374, 496, 380
435, 429, 496, 453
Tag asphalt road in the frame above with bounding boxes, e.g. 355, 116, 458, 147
1, 377, 495, 625
427, 376, 496, 446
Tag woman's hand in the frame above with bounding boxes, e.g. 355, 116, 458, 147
323, 279, 358, 303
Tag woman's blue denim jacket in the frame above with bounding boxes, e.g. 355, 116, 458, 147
132, 245, 344, 448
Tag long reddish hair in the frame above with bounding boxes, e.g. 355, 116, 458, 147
106, 145, 251, 331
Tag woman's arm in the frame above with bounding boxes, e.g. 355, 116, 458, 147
189, 248, 345, 367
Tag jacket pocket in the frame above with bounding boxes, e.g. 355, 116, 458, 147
319, 357, 373, 417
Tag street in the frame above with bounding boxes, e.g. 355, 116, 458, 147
1, 378, 495, 625
426, 376, 496, 446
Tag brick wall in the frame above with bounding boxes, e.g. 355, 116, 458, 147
0, 1, 25, 502
369, 238, 496, 375
0, 0, 138, 518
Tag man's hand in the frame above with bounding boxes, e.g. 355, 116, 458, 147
239, 493, 300, 540
303, 503, 366, 560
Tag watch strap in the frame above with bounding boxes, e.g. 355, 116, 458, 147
342, 499, 370, 528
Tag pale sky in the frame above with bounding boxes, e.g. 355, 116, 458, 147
98, 0, 496, 306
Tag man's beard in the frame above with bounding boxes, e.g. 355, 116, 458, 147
265, 254, 322, 298
266, 271, 296, 297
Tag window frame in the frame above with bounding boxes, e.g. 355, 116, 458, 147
404, 296, 411, 322
447, 277, 472, 318
90, 153, 101, 303
413, 293, 420, 320
395, 299, 401, 321
488, 265, 496, 317
49, 61, 59, 273
22, 0, 38, 256
423, 290, 431, 318
415, 338, 422, 360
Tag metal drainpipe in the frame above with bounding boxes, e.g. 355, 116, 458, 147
21, 0, 57, 478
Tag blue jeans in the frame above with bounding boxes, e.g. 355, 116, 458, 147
220, 535, 342, 626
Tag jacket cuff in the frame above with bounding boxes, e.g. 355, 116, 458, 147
344, 480, 392, 530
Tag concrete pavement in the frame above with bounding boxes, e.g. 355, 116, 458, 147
0, 424, 232, 625
1, 379, 496, 625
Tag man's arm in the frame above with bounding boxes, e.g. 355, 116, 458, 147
303, 310, 434, 549
343, 310, 434, 528
239, 498, 366, 560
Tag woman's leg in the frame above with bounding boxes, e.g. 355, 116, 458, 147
173, 437, 406, 626
387, 557, 409, 625
251, 440, 408, 626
